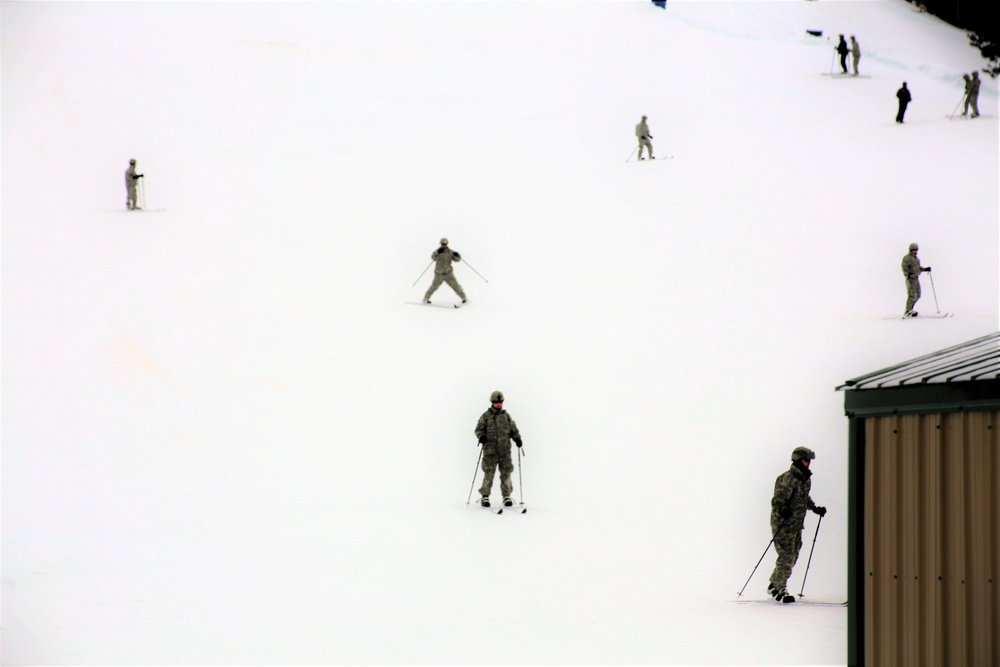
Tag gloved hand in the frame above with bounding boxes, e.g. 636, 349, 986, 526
514, 437, 522, 448
780, 507, 793, 519
478, 435, 487, 445
452, 252, 461, 261
135, 174, 144, 179
814, 506, 827, 517
924, 266, 932, 272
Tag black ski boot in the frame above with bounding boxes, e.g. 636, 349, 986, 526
774, 588, 795, 603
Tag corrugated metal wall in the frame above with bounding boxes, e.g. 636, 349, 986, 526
864, 410, 999, 666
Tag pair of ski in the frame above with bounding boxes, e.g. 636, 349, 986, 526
479, 502, 527, 515
883, 312, 954, 320
735, 599, 846, 607
406, 301, 464, 309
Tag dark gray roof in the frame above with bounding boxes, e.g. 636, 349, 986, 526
838, 331, 1000, 390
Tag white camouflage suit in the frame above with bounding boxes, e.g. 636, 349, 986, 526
635, 117, 654, 159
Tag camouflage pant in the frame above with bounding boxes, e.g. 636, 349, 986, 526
905, 276, 921, 312
769, 529, 803, 592
638, 137, 654, 159
479, 445, 514, 499
424, 270, 466, 301
126, 185, 138, 210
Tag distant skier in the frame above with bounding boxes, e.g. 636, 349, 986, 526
895, 82, 911, 123
475, 390, 523, 507
967, 71, 981, 118
836, 35, 849, 74
423, 237, 467, 304
849, 36, 861, 76
125, 159, 144, 210
635, 115, 655, 160
902, 242, 931, 317
768, 446, 826, 604
961, 74, 973, 116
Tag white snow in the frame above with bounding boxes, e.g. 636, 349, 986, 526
2, 0, 997, 664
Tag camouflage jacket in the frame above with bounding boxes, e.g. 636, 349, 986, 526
475, 407, 520, 449
125, 165, 140, 189
431, 247, 461, 274
901, 252, 923, 279
770, 463, 817, 534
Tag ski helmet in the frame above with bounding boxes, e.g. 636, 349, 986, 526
490, 390, 504, 403
440, 237, 449, 246
791, 446, 816, 461
909, 243, 919, 251
129, 159, 137, 165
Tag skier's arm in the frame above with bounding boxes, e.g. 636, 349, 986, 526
808, 495, 828, 515
508, 415, 521, 446
771, 477, 793, 515
452, 251, 461, 262
475, 414, 487, 443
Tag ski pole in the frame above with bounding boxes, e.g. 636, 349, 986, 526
798, 515, 823, 597
949, 94, 966, 119
737, 537, 775, 598
461, 258, 489, 283
625, 145, 638, 163
737, 515, 792, 598
411, 261, 434, 287
829, 45, 836, 74
466, 445, 483, 506
517, 445, 524, 505
139, 178, 146, 209
929, 271, 940, 313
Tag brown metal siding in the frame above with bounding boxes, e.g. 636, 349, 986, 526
864, 411, 999, 666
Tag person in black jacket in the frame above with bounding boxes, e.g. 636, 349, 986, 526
836, 35, 849, 74
896, 82, 911, 124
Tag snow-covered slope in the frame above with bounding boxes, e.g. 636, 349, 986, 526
2, 1, 996, 663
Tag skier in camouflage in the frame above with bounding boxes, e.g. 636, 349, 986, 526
423, 238, 467, 304
635, 116, 654, 160
125, 159, 144, 210
902, 242, 931, 317
475, 390, 522, 507
967, 71, 981, 118
768, 446, 826, 603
